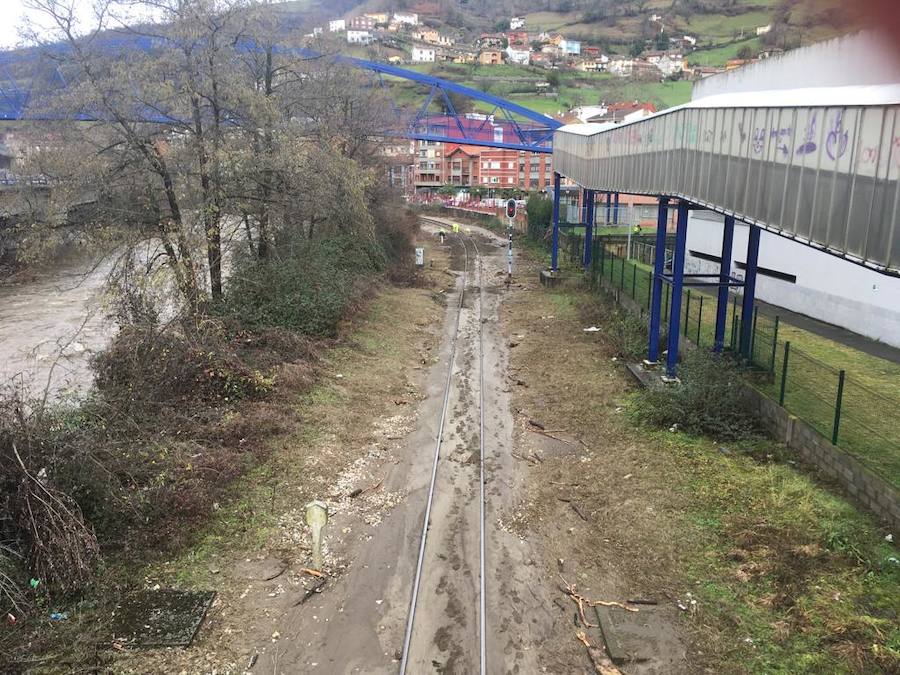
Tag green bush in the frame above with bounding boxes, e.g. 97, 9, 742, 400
224, 235, 382, 336
631, 350, 760, 440
526, 192, 552, 242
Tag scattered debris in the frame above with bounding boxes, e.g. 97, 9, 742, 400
300, 568, 326, 578
527, 419, 546, 430
111, 589, 216, 648
583, 326, 601, 333
49, 612, 68, 621
575, 629, 623, 675
626, 598, 658, 606
570, 503, 589, 522
560, 576, 639, 622
886, 534, 893, 543
294, 578, 326, 606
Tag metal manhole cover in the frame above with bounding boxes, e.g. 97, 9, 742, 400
112, 589, 216, 648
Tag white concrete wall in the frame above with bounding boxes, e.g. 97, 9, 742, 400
686, 211, 900, 348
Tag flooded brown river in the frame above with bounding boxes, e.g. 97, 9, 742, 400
0, 251, 111, 400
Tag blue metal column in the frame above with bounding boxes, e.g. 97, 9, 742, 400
665, 201, 689, 377
647, 197, 669, 363
550, 172, 561, 272
714, 216, 735, 352
583, 189, 595, 268
613, 192, 620, 225
605, 192, 612, 224
739, 224, 761, 360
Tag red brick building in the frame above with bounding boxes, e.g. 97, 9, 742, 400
413, 140, 553, 192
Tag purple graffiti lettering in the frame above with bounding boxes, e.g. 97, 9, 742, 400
797, 112, 817, 155
738, 123, 748, 142
826, 111, 849, 160
769, 127, 792, 157
752, 127, 765, 154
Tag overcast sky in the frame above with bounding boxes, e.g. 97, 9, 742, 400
0, 1, 165, 50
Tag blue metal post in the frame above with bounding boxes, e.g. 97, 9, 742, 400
714, 215, 735, 352
647, 197, 669, 363
739, 224, 761, 359
665, 201, 689, 377
613, 192, 620, 225
605, 191, 612, 224
583, 189, 595, 268
550, 172, 561, 271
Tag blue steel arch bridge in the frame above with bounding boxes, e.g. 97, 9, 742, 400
0, 36, 560, 153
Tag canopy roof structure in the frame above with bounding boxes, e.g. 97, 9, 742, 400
553, 85, 900, 274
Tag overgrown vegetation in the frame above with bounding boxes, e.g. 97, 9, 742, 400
0, 0, 419, 656
631, 349, 761, 440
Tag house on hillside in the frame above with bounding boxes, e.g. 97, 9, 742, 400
586, 101, 656, 124
507, 31, 529, 46
328, 19, 345, 32
477, 49, 503, 65
608, 57, 634, 76
365, 12, 389, 25
393, 12, 418, 26
510, 16, 525, 30
560, 39, 581, 56
346, 30, 373, 44
505, 45, 531, 65
756, 24, 772, 35
411, 46, 436, 62
452, 51, 477, 64
350, 15, 375, 30
477, 33, 505, 49
655, 54, 684, 76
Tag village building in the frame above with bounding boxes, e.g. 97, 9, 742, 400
411, 46, 436, 62
328, 19, 345, 32
477, 49, 503, 65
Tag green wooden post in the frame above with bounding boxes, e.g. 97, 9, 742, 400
697, 295, 704, 345
684, 289, 691, 335
769, 316, 780, 373
664, 282, 670, 322
749, 306, 759, 364
779, 341, 790, 406
832, 370, 846, 445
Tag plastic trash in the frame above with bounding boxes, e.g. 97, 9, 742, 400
49, 612, 68, 621
583, 326, 601, 332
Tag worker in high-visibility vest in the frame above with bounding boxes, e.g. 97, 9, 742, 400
452, 223, 460, 233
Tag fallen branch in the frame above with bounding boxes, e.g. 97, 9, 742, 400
575, 630, 623, 675
560, 575, 638, 618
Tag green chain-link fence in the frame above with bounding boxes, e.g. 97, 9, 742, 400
568, 234, 900, 489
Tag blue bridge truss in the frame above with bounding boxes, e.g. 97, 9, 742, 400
0, 37, 561, 153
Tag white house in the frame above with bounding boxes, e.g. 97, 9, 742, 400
393, 12, 418, 25
505, 45, 531, 65
756, 24, 772, 36
411, 46, 435, 62
510, 16, 525, 30
346, 30, 373, 45
328, 19, 345, 32
685, 212, 900, 348
312, 26, 323, 36
608, 57, 634, 76
560, 39, 581, 55
655, 54, 683, 76
571, 105, 608, 122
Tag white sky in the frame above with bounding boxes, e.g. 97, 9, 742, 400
0, 0, 164, 50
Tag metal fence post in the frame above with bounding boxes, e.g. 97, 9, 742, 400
730, 295, 738, 350
832, 370, 846, 445
779, 341, 790, 405
619, 255, 625, 289
770, 316, 780, 374
697, 295, 704, 345
631, 263, 637, 299
749, 306, 759, 365
664, 283, 670, 322
684, 289, 691, 335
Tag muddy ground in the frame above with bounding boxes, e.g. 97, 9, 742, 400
103, 220, 697, 674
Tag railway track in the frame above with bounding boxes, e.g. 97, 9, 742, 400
400, 218, 487, 674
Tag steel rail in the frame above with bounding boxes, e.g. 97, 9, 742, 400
399, 222, 475, 674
